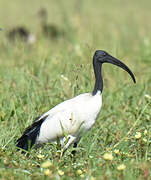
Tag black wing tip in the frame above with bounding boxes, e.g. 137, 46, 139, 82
16, 135, 29, 151
16, 115, 48, 152
16, 131, 38, 151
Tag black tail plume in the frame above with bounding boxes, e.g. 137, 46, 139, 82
16, 115, 48, 151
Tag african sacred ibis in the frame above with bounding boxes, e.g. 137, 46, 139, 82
16, 50, 136, 152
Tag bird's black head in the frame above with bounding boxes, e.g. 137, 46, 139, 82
93, 50, 136, 83
94, 50, 108, 62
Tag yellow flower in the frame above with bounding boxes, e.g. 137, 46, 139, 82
125, 137, 128, 141
37, 154, 45, 159
114, 149, 120, 154
103, 153, 113, 161
135, 132, 141, 139
144, 130, 147, 135
58, 170, 64, 176
91, 177, 96, 180
143, 138, 147, 142
80, 174, 85, 178
76, 169, 83, 175
43, 169, 52, 175
117, 164, 126, 171
41, 161, 52, 168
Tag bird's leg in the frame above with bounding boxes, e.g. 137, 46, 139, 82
64, 135, 77, 150
60, 135, 77, 156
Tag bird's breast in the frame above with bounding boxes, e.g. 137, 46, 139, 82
74, 92, 102, 132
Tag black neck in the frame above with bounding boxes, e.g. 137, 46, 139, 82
92, 59, 103, 95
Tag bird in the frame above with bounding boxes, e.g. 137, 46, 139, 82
16, 50, 136, 153
38, 8, 65, 39
7, 26, 36, 44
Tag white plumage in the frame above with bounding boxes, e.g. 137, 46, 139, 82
38, 91, 102, 149
16, 50, 136, 153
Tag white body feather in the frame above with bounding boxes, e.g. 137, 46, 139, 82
37, 91, 102, 149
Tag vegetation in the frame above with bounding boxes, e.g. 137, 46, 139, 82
0, 0, 151, 179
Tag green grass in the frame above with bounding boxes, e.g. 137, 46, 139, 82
0, 0, 151, 179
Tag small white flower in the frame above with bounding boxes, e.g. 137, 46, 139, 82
43, 169, 52, 175
114, 149, 120, 154
145, 94, 151, 100
41, 161, 52, 168
103, 153, 113, 161
60, 74, 71, 86
135, 132, 141, 139
80, 174, 84, 178
58, 170, 64, 176
117, 164, 126, 171
37, 154, 45, 159
143, 138, 147, 142
61, 74, 69, 81
144, 130, 147, 135
76, 169, 83, 175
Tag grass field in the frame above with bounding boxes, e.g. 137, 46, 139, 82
0, 0, 151, 179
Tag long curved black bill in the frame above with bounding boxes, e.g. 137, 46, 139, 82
105, 55, 136, 83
